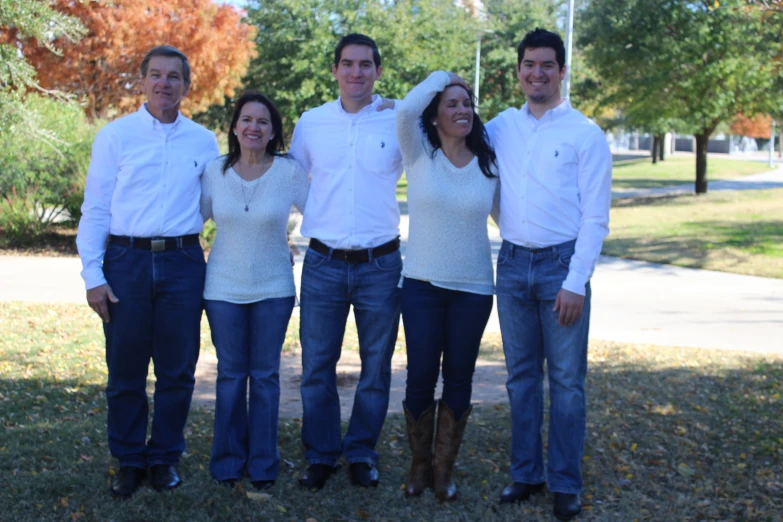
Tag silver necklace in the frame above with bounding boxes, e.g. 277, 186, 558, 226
236, 158, 271, 211
240, 176, 261, 212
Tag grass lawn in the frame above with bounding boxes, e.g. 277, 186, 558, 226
612, 156, 770, 191
2, 301, 782, 521
605, 188, 783, 278
396, 174, 408, 201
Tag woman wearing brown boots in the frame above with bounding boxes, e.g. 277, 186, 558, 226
395, 71, 498, 501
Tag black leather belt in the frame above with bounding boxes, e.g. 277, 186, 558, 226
309, 237, 400, 264
109, 234, 200, 252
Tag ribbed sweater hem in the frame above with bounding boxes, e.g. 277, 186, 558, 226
203, 288, 296, 305
401, 268, 494, 288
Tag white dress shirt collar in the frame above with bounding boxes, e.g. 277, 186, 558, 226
139, 103, 184, 130
521, 98, 572, 124
333, 94, 382, 116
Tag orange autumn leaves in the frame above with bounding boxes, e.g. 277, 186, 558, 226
14, 0, 256, 119
731, 113, 773, 139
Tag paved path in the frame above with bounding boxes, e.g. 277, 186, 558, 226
612, 164, 783, 199
2, 167, 782, 416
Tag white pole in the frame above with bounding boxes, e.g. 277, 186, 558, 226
563, 0, 576, 99
474, 33, 482, 113
770, 120, 776, 168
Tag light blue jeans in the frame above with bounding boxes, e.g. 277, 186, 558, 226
299, 247, 402, 466
204, 297, 295, 481
496, 239, 590, 494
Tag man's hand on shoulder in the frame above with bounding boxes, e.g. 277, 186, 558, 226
377, 98, 395, 112
553, 288, 584, 326
87, 284, 120, 323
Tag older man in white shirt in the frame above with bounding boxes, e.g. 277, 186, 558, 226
487, 29, 612, 521
76, 46, 219, 499
288, 33, 403, 491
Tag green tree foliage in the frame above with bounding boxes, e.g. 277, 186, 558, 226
200, 0, 480, 134
0, 0, 85, 137
477, 0, 560, 119
580, 0, 782, 193
0, 94, 99, 243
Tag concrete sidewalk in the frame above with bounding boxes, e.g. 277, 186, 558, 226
2, 246, 782, 355
3, 169, 783, 417
612, 164, 783, 199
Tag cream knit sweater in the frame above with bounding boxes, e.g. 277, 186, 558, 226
200, 155, 309, 303
397, 71, 498, 290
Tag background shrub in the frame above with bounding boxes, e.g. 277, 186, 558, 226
0, 94, 101, 244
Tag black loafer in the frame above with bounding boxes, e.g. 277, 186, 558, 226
553, 493, 581, 521
499, 482, 546, 503
251, 479, 275, 490
215, 478, 238, 488
298, 464, 339, 490
151, 464, 182, 492
349, 462, 379, 488
111, 466, 146, 498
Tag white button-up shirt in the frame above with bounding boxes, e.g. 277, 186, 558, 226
76, 105, 220, 290
289, 95, 403, 249
486, 100, 612, 296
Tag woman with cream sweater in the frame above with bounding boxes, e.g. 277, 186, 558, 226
396, 71, 498, 502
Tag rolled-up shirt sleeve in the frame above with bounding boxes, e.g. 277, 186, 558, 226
562, 128, 612, 295
76, 129, 119, 290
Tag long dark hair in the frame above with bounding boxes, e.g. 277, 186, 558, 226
222, 91, 285, 174
420, 84, 497, 178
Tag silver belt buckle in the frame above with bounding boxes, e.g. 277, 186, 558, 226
150, 239, 166, 252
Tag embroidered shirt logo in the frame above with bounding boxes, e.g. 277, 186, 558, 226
554, 150, 559, 158
381, 141, 386, 149
194, 160, 198, 167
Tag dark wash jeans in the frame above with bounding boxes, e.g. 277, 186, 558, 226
496, 239, 590, 494
299, 247, 402, 467
102, 242, 206, 468
204, 297, 295, 482
400, 277, 493, 419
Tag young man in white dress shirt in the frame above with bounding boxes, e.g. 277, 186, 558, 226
486, 29, 612, 520
76, 46, 219, 498
288, 33, 403, 490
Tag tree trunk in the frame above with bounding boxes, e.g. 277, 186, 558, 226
657, 133, 665, 161
779, 129, 782, 159
651, 135, 659, 164
694, 132, 710, 194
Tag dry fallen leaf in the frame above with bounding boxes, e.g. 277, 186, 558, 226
245, 491, 270, 503
677, 463, 696, 477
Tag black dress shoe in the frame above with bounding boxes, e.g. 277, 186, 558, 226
251, 479, 275, 490
499, 482, 546, 503
298, 464, 339, 490
349, 462, 379, 488
151, 464, 182, 492
553, 493, 581, 521
215, 478, 238, 488
111, 466, 146, 498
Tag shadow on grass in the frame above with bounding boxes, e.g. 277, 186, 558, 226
603, 219, 783, 271
612, 178, 690, 190
1, 344, 781, 521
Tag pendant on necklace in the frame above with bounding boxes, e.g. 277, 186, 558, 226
244, 205, 249, 212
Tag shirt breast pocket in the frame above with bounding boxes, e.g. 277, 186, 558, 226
542, 145, 578, 189
358, 133, 401, 176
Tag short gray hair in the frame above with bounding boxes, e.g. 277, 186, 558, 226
140, 45, 191, 86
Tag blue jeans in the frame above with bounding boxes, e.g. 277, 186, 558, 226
496, 239, 590, 494
204, 297, 295, 482
299, 247, 402, 466
401, 277, 493, 419
102, 242, 206, 468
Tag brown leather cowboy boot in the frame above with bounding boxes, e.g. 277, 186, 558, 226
432, 400, 472, 502
403, 401, 436, 496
